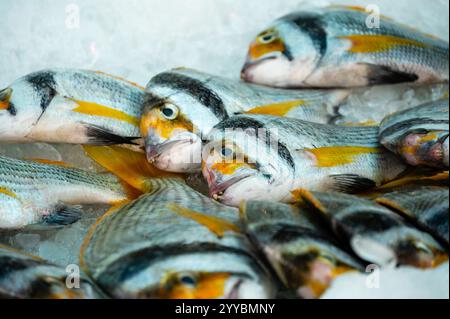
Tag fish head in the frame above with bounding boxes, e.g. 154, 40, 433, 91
394, 237, 448, 269
108, 254, 274, 299
0, 78, 45, 142
140, 94, 203, 173
141, 70, 229, 173
202, 123, 294, 206
241, 16, 321, 87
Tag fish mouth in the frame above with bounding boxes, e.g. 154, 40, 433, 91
226, 279, 243, 299
146, 138, 194, 163
209, 174, 253, 201
241, 56, 277, 79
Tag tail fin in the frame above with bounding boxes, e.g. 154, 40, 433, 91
83, 145, 182, 192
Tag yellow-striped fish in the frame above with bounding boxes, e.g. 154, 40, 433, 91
241, 6, 449, 88
0, 69, 144, 145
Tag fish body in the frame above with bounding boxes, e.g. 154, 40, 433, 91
298, 190, 447, 268
141, 68, 349, 173
375, 186, 449, 245
379, 99, 449, 168
0, 69, 145, 145
81, 178, 275, 299
0, 244, 101, 299
202, 114, 406, 206
241, 201, 363, 299
0, 155, 129, 229
241, 6, 449, 88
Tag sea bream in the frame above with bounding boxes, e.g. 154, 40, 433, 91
0, 244, 102, 299
202, 114, 407, 207
375, 186, 449, 245
141, 68, 349, 173
296, 190, 448, 268
0, 154, 153, 229
379, 99, 449, 169
241, 6, 449, 88
80, 147, 276, 299
240, 201, 364, 299
0, 69, 145, 145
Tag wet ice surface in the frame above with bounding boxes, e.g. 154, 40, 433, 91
0, 0, 449, 298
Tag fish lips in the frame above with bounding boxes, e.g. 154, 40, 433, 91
145, 138, 194, 163
241, 55, 279, 81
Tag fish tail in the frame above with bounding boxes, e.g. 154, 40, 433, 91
83, 145, 180, 193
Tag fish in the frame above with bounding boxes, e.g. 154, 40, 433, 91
375, 186, 449, 245
240, 200, 364, 299
0, 154, 146, 229
0, 244, 102, 299
141, 68, 350, 173
80, 146, 276, 299
296, 190, 448, 268
201, 114, 407, 207
79, 186, 275, 299
379, 99, 449, 169
241, 6, 449, 88
0, 69, 145, 145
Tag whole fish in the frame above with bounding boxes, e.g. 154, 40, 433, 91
80, 147, 275, 299
141, 68, 349, 173
241, 201, 364, 299
0, 244, 101, 299
297, 190, 448, 268
375, 186, 449, 245
202, 114, 406, 207
379, 99, 449, 169
241, 6, 449, 88
0, 69, 145, 145
0, 155, 143, 229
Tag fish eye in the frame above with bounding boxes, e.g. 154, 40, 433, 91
160, 104, 179, 120
258, 30, 277, 44
414, 241, 433, 255
221, 146, 234, 158
178, 273, 197, 287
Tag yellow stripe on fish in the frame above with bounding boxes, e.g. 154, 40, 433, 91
245, 100, 306, 116
167, 203, 240, 238
93, 71, 145, 90
305, 146, 382, 167
71, 99, 140, 127
341, 35, 429, 54
0, 187, 18, 199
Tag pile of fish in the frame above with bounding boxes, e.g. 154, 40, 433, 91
0, 6, 448, 299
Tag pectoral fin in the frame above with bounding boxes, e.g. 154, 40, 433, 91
329, 174, 376, 193
41, 204, 82, 226
365, 64, 418, 85
85, 125, 139, 145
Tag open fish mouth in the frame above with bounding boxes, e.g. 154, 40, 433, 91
146, 138, 194, 163
226, 279, 243, 299
209, 173, 253, 200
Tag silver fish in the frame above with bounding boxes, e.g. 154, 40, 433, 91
375, 186, 449, 245
298, 190, 448, 268
141, 68, 349, 173
81, 178, 276, 299
0, 69, 145, 145
202, 114, 406, 206
0, 155, 132, 229
241, 200, 364, 299
0, 244, 101, 299
241, 6, 449, 88
379, 98, 449, 169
